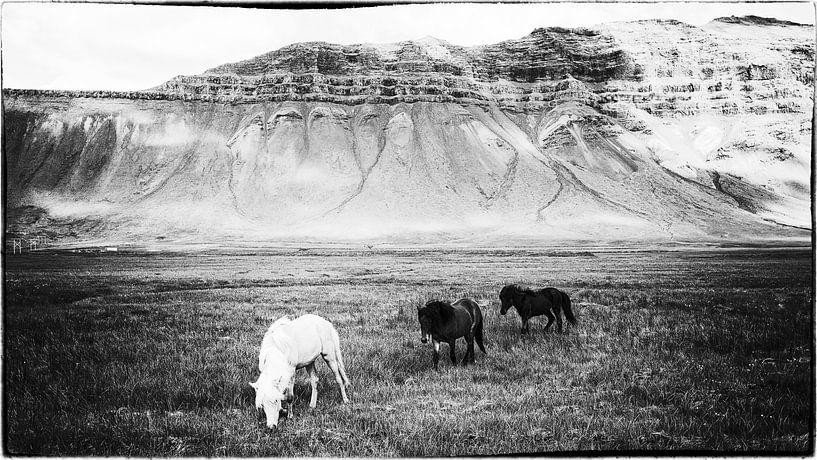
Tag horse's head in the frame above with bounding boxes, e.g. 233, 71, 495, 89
418, 300, 446, 343
499, 285, 515, 315
249, 371, 293, 429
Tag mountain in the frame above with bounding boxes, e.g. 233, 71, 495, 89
3, 17, 812, 245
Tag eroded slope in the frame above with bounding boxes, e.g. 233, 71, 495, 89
3, 17, 812, 244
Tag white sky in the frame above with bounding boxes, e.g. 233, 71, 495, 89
1, 1, 814, 91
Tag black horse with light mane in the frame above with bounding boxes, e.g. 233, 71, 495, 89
499, 284, 576, 334
417, 299, 486, 369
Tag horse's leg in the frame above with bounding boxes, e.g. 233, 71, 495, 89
554, 305, 564, 333
448, 341, 457, 365
286, 379, 295, 402
464, 335, 475, 365
543, 310, 555, 332
285, 379, 295, 418
323, 356, 350, 403
306, 362, 319, 409
521, 316, 529, 334
432, 340, 441, 370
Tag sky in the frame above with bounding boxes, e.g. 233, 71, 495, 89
2, 1, 814, 91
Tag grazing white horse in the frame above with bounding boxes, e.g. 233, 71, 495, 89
250, 314, 350, 428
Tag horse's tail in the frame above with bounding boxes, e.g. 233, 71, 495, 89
562, 291, 577, 325
475, 311, 487, 354
330, 325, 351, 387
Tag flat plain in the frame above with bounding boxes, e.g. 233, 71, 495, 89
2, 246, 813, 455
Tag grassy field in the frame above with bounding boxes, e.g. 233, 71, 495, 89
3, 246, 813, 455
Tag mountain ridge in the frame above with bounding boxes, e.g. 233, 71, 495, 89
712, 15, 812, 26
3, 16, 812, 245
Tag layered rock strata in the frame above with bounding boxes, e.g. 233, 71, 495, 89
3, 17, 812, 243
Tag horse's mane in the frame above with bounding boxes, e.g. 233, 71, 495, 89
503, 284, 536, 298
259, 316, 292, 371
420, 300, 455, 323
516, 284, 538, 296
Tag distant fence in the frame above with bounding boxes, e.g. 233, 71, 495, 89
7, 236, 50, 254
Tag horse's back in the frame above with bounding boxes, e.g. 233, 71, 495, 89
538, 287, 568, 303
520, 287, 565, 314
453, 297, 477, 308
452, 298, 483, 325
289, 313, 331, 329
278, 314, 338, 367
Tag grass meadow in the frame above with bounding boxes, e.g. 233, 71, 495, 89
2, 247, 813, 455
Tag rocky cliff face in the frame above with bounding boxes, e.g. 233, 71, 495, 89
153, 28, 636, 108
3, 17, 812, 245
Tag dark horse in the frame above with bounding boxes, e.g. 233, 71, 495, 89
499, 284, 576, 334
417, 299, 486, 369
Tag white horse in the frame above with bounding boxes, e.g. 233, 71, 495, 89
250, 314, 350, 428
